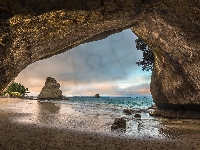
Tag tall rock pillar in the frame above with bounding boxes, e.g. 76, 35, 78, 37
38, 77, 63, 100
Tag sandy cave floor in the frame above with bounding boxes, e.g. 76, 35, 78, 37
0, 98, 200, 150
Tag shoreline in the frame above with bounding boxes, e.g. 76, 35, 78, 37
0, 98, 200, 149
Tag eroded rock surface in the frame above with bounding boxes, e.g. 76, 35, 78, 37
130, 1, 200, 111
0, 0, 199, 116
111, 118, 126, 131
38, 77, 62, 100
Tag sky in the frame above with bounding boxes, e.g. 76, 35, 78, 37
15, 29, 152, 97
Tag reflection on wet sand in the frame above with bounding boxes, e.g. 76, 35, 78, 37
36, 101, 60, 125
36, 101, 85, 127
35, 101, 200, 139
0, 98, 200, 142
38, 101, 60, 113
125, 113, 200, 140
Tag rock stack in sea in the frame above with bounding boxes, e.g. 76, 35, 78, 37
95, 94, 100, 98
38, 77, 63, 100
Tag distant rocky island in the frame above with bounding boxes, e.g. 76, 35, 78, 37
38, 77, 63, 100
95, 94, 100, 98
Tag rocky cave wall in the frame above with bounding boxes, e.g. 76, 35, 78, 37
0, 0, 199, 110
131, 0, 200, 110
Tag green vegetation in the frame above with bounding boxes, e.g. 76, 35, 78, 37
3, 82, 29, 98
135, 39, 154, 71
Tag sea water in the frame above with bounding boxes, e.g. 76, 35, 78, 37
61, 95, 154, 114
49, 95, 165, 139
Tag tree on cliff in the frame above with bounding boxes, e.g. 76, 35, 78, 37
4, 82, 29, 98
135, 39, 154, 71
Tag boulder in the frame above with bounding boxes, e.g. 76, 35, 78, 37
38, 77, 63, 100
123, 109, 146, 115
111, 118, 126, 131
123, 109, 135, 115
134, 114, 141, 118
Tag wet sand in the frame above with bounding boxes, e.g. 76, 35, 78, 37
0, 98, 200, 150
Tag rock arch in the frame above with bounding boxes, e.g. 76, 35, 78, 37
0, 0, 199, 116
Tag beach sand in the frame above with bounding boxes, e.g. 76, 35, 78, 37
0, 98, 200, 150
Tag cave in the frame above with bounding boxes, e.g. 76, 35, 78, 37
0, 0, 199, 117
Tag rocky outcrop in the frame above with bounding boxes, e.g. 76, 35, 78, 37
134, 114, 141, 118
150, 109, 200, 119
123, 109, 135, 115
95, 94, 100, 98
130, 1, 200, 112
38, 77, 62, 100
0, 1, 199, 117
111, 118, 126, 131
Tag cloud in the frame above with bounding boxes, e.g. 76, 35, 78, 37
15, 29, 152, 96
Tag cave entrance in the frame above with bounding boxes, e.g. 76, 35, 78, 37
15, 29, 152, 98
11, 28, 156, 136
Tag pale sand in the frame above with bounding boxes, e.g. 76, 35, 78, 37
0, 98, 200, 150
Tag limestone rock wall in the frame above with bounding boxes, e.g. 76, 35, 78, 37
131, 0, 200, 109
38, 77, 62, 100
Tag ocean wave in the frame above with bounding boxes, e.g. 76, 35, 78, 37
52, 97, 154, 116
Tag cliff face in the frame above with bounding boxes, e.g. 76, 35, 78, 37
0, 1, 199, 113
130, 1, 200, 110
38, 77, 62, 100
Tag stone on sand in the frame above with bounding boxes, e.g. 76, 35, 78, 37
111, 118, 126, 130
